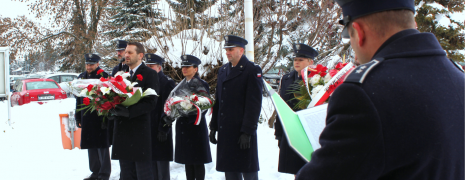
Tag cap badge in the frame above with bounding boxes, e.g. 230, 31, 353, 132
183, 55, 187, 60
296, 44, 301, 50
225, 36, 229, 41
148, 54, 151, 58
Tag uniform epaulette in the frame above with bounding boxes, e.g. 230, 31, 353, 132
345, 58, 384, 84
450, 59, 464, 72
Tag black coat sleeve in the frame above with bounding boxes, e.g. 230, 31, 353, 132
240, 65, 263, 135
274, 77, 284, 140
158, 79, 176, 132
295, 83, 384, 180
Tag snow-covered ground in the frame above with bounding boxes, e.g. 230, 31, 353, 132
0, 97, 294, 180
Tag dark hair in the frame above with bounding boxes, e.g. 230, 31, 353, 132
193, 65, 199, 76
127, 42, 146, 55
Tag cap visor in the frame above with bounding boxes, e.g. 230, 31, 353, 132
342, 26, 350, 39
223, 45, 237, 49
116, 48, 125, 51
85, 62, 97, 64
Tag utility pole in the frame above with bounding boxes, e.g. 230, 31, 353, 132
244, 0, 254, 62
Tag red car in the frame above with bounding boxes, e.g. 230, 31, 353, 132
10, 78, 67, 106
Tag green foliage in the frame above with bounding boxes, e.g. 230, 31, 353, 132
104, 0, 164, 42
415, 0, 465, 62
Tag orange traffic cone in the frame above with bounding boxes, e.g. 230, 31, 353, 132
59, 113, 81, 149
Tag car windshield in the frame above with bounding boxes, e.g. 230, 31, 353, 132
26, 81, 59, 90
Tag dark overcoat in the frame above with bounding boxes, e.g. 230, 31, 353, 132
151, 71, 175, 161
275, 70, 307, 174
296, 29, 464, 180
111, 63, 160, 162
174, 75, 212, 165
111, 61, 128, 76
210, 55, 263, 172
75, 67, 111, 149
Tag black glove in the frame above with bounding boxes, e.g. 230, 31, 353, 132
209, 130, 217, 144
163, 116, 175, 126
106, 115, 117, 121
101, 121, 107, 129
158, 131, 167, 142
238, 133, 251, 149
76, 119, 82, 128
109, 105, 129, 117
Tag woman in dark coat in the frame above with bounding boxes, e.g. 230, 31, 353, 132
165, 55, 212, 180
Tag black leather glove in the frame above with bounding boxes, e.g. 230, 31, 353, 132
158, 131, 167, 142
209, 130, 217, 144
101, 121, 107, 129
163, 116, 175, 126
238, 133, 251, 149
76, 119, 82, 128
106, 115, 117, 121
109, 105, 129, 117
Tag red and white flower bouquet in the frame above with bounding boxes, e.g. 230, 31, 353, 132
164, 78, 214, 125
71, 70, 157, 120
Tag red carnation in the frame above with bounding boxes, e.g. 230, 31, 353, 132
86, 84, 94, 92
329, 69, 339, 77
115, 75, 123, 82
97, 69, 104, 75
83, 97, 91, 106
100, 77, 108, 82
137, 74, 143, 81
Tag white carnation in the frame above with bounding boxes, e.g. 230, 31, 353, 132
309, 74, 321, 87
180, 101, 193, 110
311, 85, 324, 99
79, 89, 88, 97
121, 72, 131, 79
323, 73, 332, 84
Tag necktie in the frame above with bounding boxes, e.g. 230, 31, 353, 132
130, 70, 134, 77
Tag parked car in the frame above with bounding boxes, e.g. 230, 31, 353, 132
263, 74, 281, 90
41, 73, 79, 98
10, 79, 67, 107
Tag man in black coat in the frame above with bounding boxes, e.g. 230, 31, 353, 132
296, 0, 464, 179
110, 42, 160, 180
275, 44, 317, 175
145, 53, 175, 180
112, 40, 129, 76
209, 35, 263, 180
75, 54, 111, 180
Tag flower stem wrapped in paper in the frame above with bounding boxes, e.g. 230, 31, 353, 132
164, 78, 214, 125
71, 71, 158, 121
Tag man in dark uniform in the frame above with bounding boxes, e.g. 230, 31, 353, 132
296, 0, 464, 179
145, 53, 175, 180
112, 40, 129, 76
209, 35, 263, 180
275, 43, 317, 175
75, 54, 111, 180
109, 42, 160, 180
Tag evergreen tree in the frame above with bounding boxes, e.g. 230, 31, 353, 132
167, 0, 218, 31
415, 0, 465, 62
105, 0, 164, 43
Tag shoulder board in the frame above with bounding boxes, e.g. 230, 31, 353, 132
345, 58, 384, 84
450, 59, 464, 72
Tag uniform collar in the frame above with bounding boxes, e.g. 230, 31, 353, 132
372, 29, 446, 60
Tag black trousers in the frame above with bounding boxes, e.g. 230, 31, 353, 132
225, 172, 258, 180
119, 160, 153, 180
152, 161, 170, 180
88, 148, 111, 180
185, 164, 205, 180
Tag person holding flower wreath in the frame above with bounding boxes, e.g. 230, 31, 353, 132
75, 53, 112, 180
109, 42, 160, 180
275, 43, 318, 175
163, 54, 212, 180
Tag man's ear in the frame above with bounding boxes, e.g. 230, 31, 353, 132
352, 22, 365, 47
139, 53, 144, 60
